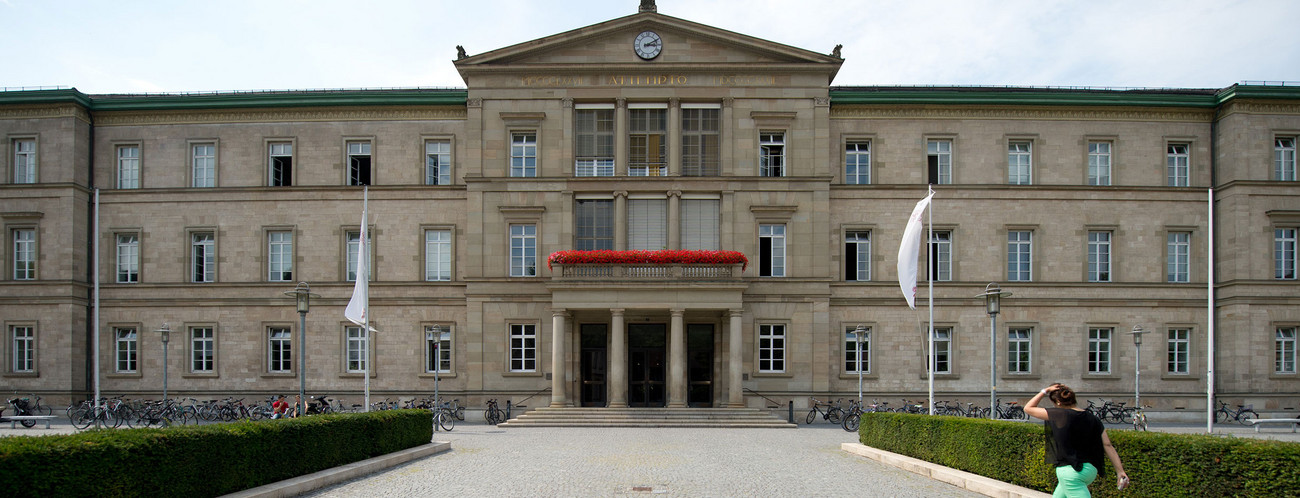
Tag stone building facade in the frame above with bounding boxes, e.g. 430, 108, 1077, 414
2, 7, 1298, 417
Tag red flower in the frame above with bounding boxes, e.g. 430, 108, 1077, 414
547, 250, 748, 271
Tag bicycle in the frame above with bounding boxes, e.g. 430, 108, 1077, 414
841, 399, 863, 432
1215, 401, 1259, 425
7, 396, 37, 427
805, 397, 843, 424
1132, 404, 1149, 431
484, 399, 505, 425
432, 401, 456, 431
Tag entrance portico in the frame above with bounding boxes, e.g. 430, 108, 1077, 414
547, 263, 748, 409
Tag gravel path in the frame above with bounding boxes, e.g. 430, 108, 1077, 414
306, 422, 979, 497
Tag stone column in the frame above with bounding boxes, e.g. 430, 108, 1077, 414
614, 191, 628, 251
728, 309, 745, 407
667, 190, 681, 250
608, 309, 628, 407
668, 308, 687, 408
615, 98, 628, 176
550, 309, 568, 407
668, 98, 681, 177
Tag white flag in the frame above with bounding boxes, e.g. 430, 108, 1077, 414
344, 191, 371, 329
896, 191, 934, 309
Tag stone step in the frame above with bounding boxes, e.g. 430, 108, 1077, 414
497, 407, 797, 428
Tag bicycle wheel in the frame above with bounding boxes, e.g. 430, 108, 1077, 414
805, 409, 817, 424
842, 413, 860, 432
1239, 410, 1259, 426
455, 406, 465, 421
1214, 409, 1228, 424
1118, 408, 1134, 425
828, 408, 843, 424
439, 411, 456, 431
70, 407, 94, 430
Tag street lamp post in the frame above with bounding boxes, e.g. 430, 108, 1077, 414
284, 282, 319, 414
156, 323, 171, 402
1130, 325, 1148, 409
429, 325, 442, 431
977, 283, 1011, 420
853, 325, 867, 406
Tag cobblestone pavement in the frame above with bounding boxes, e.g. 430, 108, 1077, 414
305, 421, 980, 498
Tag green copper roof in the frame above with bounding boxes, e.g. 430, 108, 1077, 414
829, 84, 1300, 107
0, 88, 468, 110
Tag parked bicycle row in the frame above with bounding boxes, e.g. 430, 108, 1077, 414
60, 394, 359, 429
807, 397, 1032, 432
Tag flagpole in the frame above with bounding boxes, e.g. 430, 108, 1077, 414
927, 186, 935, 415
362, 187, 371, 412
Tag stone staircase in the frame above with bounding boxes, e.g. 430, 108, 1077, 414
497, 407, 797, 428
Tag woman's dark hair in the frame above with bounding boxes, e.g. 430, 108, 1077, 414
1049, 384, 1077, 406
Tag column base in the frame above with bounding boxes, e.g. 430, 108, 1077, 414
549, 400, 567, 408
607, 401, 629, 408
727, 401, 745, 408
667, 402, 686, 408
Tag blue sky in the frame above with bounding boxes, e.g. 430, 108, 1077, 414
3, 0, 1298, 94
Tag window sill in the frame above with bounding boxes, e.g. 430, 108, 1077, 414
1001, 373, 1041, 380
918, 373, 959, 380
106, 373, 142, 379
838, 373, 879, 380
753, 372, 793, 378
182, 373, 219, 379
1084, 373, 1120, 380
418, 372, 457, 379
1269, 372, 1298, 380
2, 372, 38, 378
262, 373, 296, 379
338, 373, 376, 379
502, 371, 541, 378
1161, 373, 1199, 381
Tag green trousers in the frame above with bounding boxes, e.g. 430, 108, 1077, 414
1053, 462, 1098, 498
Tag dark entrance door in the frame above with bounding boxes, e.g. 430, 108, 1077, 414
580, 324, 607, 407
628, 324, 666, 407
687, 324, 714, 407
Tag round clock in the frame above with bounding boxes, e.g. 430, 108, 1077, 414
634, 31, 662, 60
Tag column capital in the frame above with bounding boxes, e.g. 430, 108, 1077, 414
613, 190, 628, 199
669, 97, 680, 108
610, 308, 625, 316
667, 190, 682, 198
561, 97, 574, 108
722, 97, 734, 108
670, 308, 685, 317
615, 97, 627, 109
552, 308, 568, 317
729, 308, 744, 318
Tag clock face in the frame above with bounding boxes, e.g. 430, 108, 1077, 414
634, 31, 662, 60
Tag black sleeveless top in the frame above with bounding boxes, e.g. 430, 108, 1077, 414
1044, 407, 1107, 478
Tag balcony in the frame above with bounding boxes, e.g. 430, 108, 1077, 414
551, 263, 744, 281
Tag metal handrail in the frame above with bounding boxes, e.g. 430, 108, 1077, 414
744, 388, 783, 408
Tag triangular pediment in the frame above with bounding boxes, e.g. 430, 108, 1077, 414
454, 11, 842, 83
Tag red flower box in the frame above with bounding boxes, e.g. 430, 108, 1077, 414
547, 250, 748, 271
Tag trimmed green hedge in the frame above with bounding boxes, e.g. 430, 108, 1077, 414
0, 409, 432, 497
858, 412, 1300, 497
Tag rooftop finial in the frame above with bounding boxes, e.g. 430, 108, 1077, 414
639, 0, 656, 13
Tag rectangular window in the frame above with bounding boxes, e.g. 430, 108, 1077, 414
845, 141, 871, 185
115, 327, 137, 373
1088, 142, 1111, 186
759, 224, 786, 277
509, 324, 537, 372
424, 229, 452, 281
269, 142, 293, 187
575, 107, 615, 177
1088, 327, 1112, 374
627, 198, 666, 250
759, 132, 785, 177
192, 143, 215, 188
1168, 232, 1191, 283
1167, 328, 1190, 375
1277, 327, 1297, 374
845, 230, 871, 281
268, 231, 293, 282
930, 327, 952, 374
845, 326, 870, 374
681, 198, 719, 251
345, 229, 372, 282
681, 107, 720, 176
116, 233, 139, 283
1007, 230, 1032, 282
927, 139, 952, 185
1167, 143, 1189, 187
1277, 137, 1297, 181
929, 230, 952, 282
1277, 228, 1298, 280
191, 326, 214, 373
12, 228, 36, 280
1088, 231, 1112, 282
117, 145, 140, 189
346, 326, 367, 373
12, 138, 36, 184
510, 132, 537, 177
575, 199, 614, 250
510, 224, 537, 277
10, 326, 34, 373
347, 141, 372, 186
758, 324, 785, 373
191, 232, 215, 283
1008, 141, 1031, 185
1008, 328, 1032, 374
628, 107, 667, 176
268, 327, 291, 373
425, 139, 451, 185
425, 325, 452, 373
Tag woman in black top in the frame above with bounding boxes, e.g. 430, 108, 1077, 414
1025, 384, 1129, 497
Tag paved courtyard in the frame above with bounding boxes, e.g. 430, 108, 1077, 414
305, 421, 979, 497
